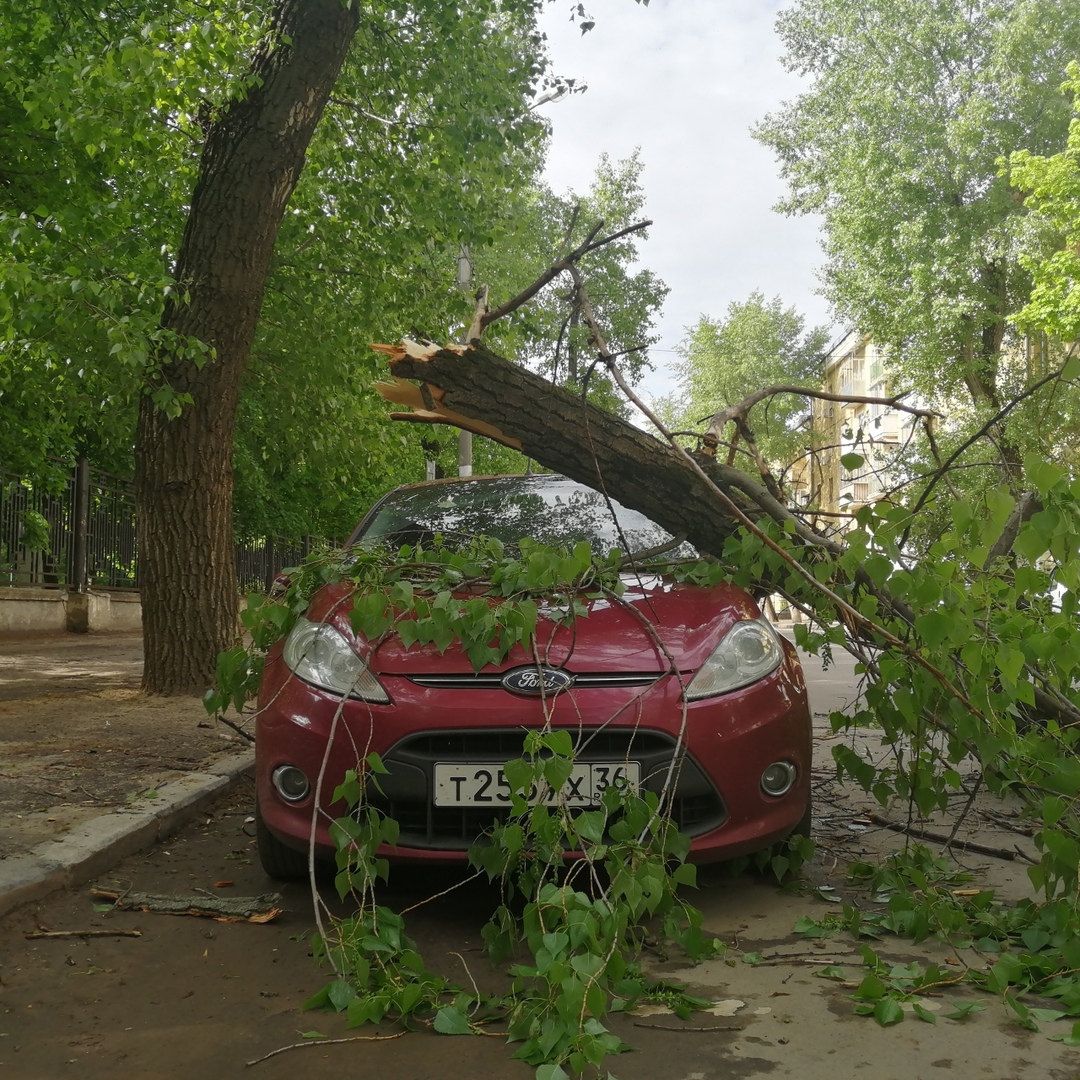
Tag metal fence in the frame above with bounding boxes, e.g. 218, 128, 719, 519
234, 536, 325, 595
1, 461, 324, 594
0, 470, 64, 586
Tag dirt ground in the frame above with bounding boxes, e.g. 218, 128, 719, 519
0, 632, 246, 859
1, 631, 1079, 1079
2, 781, 1077, 1080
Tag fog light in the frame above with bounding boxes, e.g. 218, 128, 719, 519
272, 765, 310, 802
760, 761, 796, 797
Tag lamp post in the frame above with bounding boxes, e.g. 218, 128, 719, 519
456, 85, 569, 478
457, 245, 474, 477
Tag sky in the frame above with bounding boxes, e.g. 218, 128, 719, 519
537, 0, 837, 397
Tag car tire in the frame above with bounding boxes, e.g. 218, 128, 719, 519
255, 798, 310, 881
789, 793, 813, 841
743, 795, 814, 883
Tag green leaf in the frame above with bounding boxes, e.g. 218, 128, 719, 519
1030, 1007, 1068, 1023
873, 997, 905, 1026
944, 1002, 985, 1021
535, 1064, 570, 1080
815, 965, 846, 980
911, 1003, 937, 1024
914, 610, 952, 650
793, 915, 829, 938
433, 1005, 473, 1035
853, 974, 887, 1001
1049, 1020, 1080, 1046
671, 861, 697, 888
326, 979, 355, 1012
365, 751, 389, 775
542, 729, 574, 758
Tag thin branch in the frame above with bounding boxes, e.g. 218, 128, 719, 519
25, 929, 142, 940
732, 416, 785, 502
908, 362, 1069, 522
246, 1031, 405, 1067
863, 812, 1038, 863
327, 97, 398, 125
556, 204, 581, 260
216, 713, 255, 743
704, 385, 941, 444
943, 774, 984, 854
615, 533, 689, 570
920, 416, 962, 498
478, 219, 651, 332
633, 1022, 741, 1033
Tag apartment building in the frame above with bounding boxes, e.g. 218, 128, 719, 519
790, 330, 916, 523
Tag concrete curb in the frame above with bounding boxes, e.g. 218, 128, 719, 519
0, 750, 254, 920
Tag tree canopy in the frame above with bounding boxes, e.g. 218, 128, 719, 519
754, 0, 1080, 432
659, 292, 828, 467
0, 2, 258, 481
0, 2, 664, 540
1010, 66, 1080, 346
0, 0, 666, 690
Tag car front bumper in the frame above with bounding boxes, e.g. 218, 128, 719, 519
255, 644, 812, 866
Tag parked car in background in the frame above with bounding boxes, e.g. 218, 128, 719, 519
254, 474, 812, 878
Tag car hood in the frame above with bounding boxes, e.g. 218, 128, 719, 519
306, 577, 763, 675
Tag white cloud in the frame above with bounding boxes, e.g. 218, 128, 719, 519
538, 0, 836, 396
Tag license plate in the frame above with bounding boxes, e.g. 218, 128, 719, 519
433, 762, 639, 807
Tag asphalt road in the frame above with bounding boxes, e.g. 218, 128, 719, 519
2, 641, 1074, 1080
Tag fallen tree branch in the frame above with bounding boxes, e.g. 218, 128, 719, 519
25, 928, 142, 940
373, 330, 1080, 818
632, 1022, 741, 1033
91, 888, 284, 922
246, 1031, 405, 1066
863, 812, 1038, 864
216, 712, 255, 743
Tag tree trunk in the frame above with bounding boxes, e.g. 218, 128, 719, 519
135, 0, 359, 695
377, 341, 788, 560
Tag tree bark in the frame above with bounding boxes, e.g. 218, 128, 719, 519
376, 340, 795, 560
135, 0, 360, 695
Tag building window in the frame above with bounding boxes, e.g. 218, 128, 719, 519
840, 357, 865, 397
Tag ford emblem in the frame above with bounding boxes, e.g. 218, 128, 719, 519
501, 666, 574, 696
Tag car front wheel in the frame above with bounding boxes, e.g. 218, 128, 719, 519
255, 798, 310, 881
789, 793, 813, 840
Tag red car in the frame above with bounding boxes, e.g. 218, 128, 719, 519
254, 474, 812, 878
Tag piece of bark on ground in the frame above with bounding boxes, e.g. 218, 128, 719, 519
91, 888, 284, 923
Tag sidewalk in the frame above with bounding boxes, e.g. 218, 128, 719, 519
0, 631, 253, 917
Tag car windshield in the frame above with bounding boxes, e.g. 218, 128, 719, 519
353, 475, 695, 560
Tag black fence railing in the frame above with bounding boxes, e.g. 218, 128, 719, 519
234, 536, 326, 595
1, 462, 327, 594
1, 464, 106, 587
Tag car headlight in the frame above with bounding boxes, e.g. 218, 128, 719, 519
684, 617, 784, 700
282, 616, 389, 702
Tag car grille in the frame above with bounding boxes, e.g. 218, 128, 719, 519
400, 729, 673, 757
407, 672, 658, 690
366, 728, 726, 851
